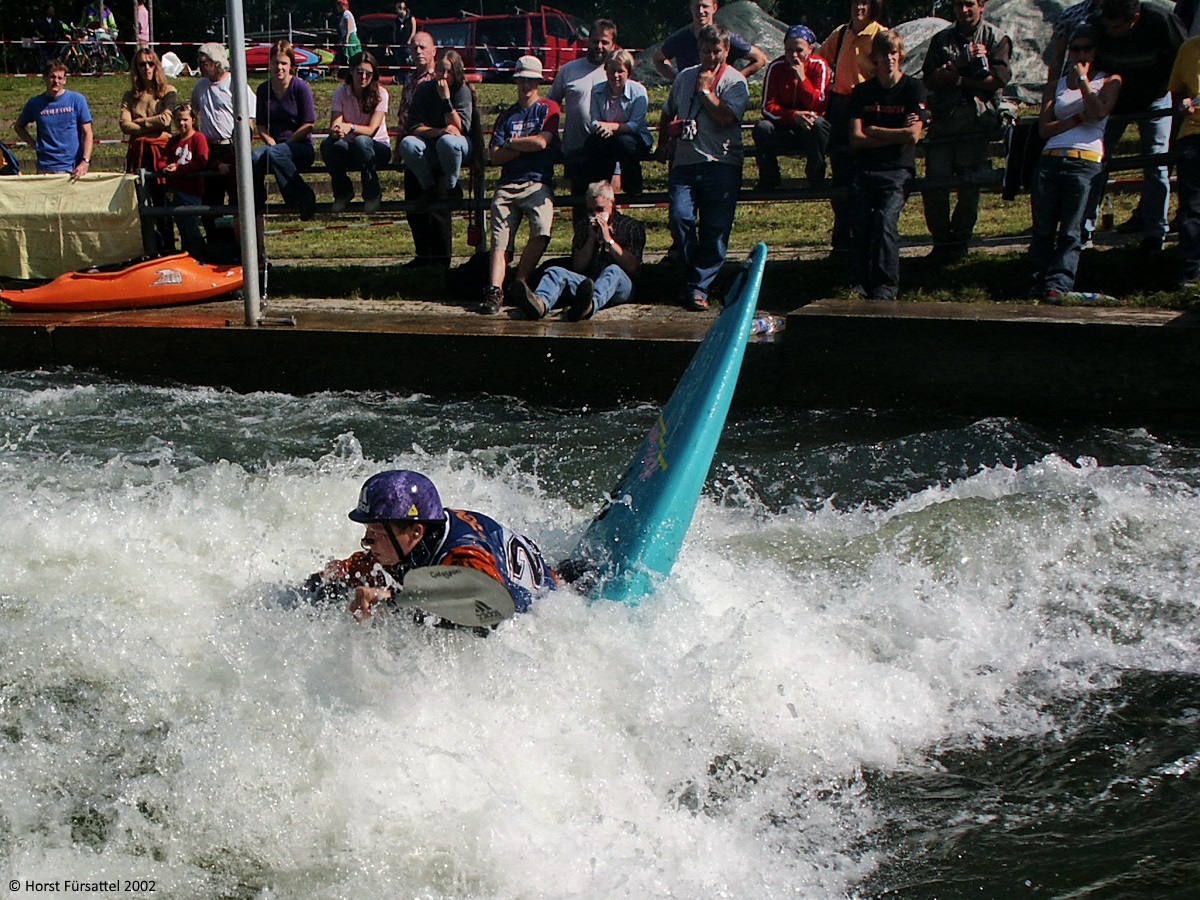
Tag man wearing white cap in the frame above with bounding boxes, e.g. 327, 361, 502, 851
479, 55, 560, 314
191, 42, 255, 243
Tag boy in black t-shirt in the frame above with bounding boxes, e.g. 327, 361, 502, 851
846, 30, 929, 300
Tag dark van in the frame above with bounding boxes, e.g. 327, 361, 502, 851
357, 6, 587, 80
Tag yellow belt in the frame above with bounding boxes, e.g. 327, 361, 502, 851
1042, 147, 1103, 163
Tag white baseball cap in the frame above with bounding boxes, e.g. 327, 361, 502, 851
513, 55, 544, 80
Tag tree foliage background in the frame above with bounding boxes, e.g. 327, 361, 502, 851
3, 0, 949, 51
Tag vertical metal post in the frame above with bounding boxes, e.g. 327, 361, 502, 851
226, 0, 261, 325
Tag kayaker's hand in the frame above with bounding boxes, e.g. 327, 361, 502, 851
349, 585, 392, 620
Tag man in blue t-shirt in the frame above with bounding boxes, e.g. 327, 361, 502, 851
14, 60, 93, 176
480, 55, 561, 314
653, 0, 767, 83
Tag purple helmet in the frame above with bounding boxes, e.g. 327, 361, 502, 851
348, 470, 445, 523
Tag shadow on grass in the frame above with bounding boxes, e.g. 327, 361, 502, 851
266, 240, 1200, 312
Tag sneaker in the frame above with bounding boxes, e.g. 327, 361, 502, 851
478, 284, 503, 315
510, 280, 547, 319
1042, 289, 1064, 304
567, 278, 595, 321
330, 195, 351, 214
928, 243, 968, 262
363, 195, 382, 214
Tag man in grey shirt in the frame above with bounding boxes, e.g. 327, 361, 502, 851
548, 19, 617, 204
658, 23, 749, 310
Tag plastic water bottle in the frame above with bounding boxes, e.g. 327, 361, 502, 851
750, 315, 785, 336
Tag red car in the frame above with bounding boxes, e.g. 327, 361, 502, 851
357, 6, 587, 80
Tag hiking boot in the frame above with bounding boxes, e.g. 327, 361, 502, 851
510, 280, 547, 319
478, 284, 503, 315
1115, 214, 1145, 235
567, 278, 595, 321
297, 185, 317, 221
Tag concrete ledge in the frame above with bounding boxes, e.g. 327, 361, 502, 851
786, 300, 1200, 421
4, 296, 1200, 422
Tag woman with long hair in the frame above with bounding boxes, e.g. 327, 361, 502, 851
253, 39, 317, 220
120, 46, 176, 251
398, 48, 476, 203
321, 50, 391, 213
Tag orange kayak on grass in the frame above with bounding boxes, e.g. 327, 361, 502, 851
0, 254, 243, 312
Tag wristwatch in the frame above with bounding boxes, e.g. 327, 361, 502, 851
700, 88, 712, 97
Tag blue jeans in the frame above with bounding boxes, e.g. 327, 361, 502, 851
398, 133, 470, 190
1029, 154, 1101, 294
1084, 93, 1172, 235
320, 134, 390, 201
251, 140, 315, 208
847, 167, 912, 299
668, 161, 742, 298
534, 263, 634, 312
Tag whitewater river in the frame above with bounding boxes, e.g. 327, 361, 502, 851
1, 370, 1196, 899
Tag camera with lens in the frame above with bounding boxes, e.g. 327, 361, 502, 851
680, 118, 698, 142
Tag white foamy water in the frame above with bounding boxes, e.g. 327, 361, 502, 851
1, 377, 1198, 898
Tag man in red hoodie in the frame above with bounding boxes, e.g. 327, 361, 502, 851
752, 24, 832, 189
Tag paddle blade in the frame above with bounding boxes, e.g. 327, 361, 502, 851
395, 565, 517, 629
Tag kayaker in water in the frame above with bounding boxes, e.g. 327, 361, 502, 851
307, 470, 557, 622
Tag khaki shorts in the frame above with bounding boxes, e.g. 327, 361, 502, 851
490, 180, 554, 251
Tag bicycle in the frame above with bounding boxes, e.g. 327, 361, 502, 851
62, 28, 98, 74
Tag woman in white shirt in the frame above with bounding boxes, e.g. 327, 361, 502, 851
1028, 27, 1121, 303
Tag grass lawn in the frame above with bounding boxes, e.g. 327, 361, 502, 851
1, 70, 1193, 309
